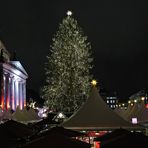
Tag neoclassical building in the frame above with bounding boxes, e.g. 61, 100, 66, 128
0, 41, 28, 110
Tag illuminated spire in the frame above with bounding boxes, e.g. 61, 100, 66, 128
67, 10, 72, 16
91, 80, 97, 87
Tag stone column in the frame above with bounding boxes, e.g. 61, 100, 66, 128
19, 81, 23, 110
0, 74, 5, 109
5, 74, 10, 110
13, 80, 16, 110
9, 76, 12, 109
0, 67, 4, 109
18, 81, 20, 109
10, 77, 15, 111
21, 81, 25, 109
23, 82, 26, 108
15, 81, 19, 109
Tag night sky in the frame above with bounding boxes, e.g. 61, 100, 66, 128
0, 0, 148, 100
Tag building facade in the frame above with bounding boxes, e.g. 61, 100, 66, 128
106, 96, 118, 109
129, 90, 148, 107
0, 41, 28, 110
100, 88, 118, 109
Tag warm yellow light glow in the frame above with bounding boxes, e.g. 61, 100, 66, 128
91, 80, 97, 86
141, 97, 145, 101
134, 99, 137, 103
67, 10, 72, 16
131, 103, 134, 106
58, 113, 63, 118
128, 100, 131, 104
57, 112, 65, 119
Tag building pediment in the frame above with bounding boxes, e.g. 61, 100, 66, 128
0, 40, 28, 111
9, 61, 28, 77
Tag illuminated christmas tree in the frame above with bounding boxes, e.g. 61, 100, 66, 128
41, 11, 93, 112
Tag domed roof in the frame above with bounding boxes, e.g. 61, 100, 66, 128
0, 40, 10, 62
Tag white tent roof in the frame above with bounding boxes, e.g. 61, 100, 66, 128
27, 108, 41, 121
126, 101, 148, 123
114, 103, 134, 121
12, 107, 41, 123
12, 107, 28, 122
62, 87, 141, 130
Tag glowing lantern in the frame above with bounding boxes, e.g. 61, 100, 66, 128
57, 112, 65, 119
91, 80, 97, 86
67, 10, 72, 16
134, 99, 137, 103
141, 97, 145, 101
